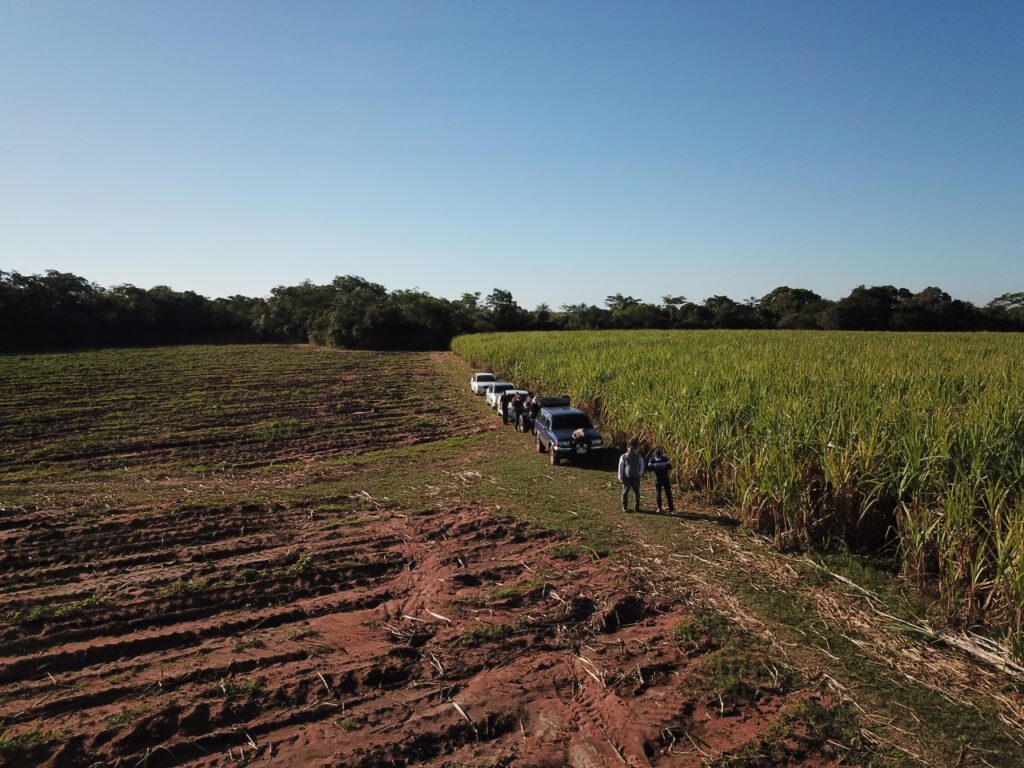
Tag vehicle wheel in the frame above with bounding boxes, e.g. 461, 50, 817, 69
536, 437, 544, 453
550, 450, 559, 466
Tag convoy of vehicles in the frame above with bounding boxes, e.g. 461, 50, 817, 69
471, 372, 604, 465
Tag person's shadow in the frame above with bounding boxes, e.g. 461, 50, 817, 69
570, 450, 621, 473
631, 507, 740, 527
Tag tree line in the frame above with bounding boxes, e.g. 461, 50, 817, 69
2, 269, 1023, 352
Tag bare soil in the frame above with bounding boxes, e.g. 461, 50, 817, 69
0, 500, 836, 767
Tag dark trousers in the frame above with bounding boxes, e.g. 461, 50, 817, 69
621, 478, 641, 511
655, 478, 674, 511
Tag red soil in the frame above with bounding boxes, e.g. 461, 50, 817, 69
0, 500, 836, 767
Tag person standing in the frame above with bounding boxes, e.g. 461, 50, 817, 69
521, 394, 535, 432
512, 393, 527, 431
499, 389, 512, 424
528, 397, 542, 433
647, 448, 674, 513
618, 438, 644, 513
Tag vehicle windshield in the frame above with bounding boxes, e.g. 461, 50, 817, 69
551, 413, 593, 430
491, 384, 514, 393
476, 374, 495, 382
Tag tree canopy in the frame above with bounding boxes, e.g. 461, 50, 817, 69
1, 269, 1021, 353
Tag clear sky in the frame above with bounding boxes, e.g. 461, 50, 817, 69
2, 1, 1022, 307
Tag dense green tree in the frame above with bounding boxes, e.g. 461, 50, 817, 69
987, 292, 1024, 327
821, 285, 911, 330
483, 288, 529, 331
703, 295, 762, 329
559, 303, 612, 330
758, 287, 830, 329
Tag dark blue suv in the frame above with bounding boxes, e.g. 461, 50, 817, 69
534, 406, 605, 465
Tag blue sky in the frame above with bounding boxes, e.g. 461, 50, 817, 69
2, 1, 1021, 307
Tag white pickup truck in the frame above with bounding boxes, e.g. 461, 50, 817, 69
470, 372, 497, 395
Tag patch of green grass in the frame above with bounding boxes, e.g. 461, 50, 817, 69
489, 584, 525, 601
278, 554, 316, 578
256, 417, 301, 443
458, 623, 514, 647
734, 575, 1023, 766
344, 434, 477, 466
102, 703, 151, 726
800, 551, 930, 621
488, 575, 549, 602
698, 652, 793, 705
235, 566, 263, 583
232, 634, 266, 652
216, 554, 320, 589
550, 543, 611, 560
8, 595, 113, 624
207, 677, 263, 697
673, 607, 738, 652
713, 700, 920, 768
312, 503, 358, 515
336, 712, 368, 731
289, 626, 320, 641
449, 593, 487, 612
0, 729, 46, 756
159, 579, 205, 597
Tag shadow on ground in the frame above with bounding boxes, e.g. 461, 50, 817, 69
629, 508, 741, 526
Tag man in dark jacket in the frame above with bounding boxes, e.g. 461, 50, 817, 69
617, 438, 644, 513
498, 390, 512, 424
512, 393, 527, 431
528, 398, 542, 433
648, 448, 674, 513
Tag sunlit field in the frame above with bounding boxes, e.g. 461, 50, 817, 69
454, 330, 1024, 650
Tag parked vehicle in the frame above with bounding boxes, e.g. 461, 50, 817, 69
484, 382, 516, 409
534, 406, 605, 465
470, 372, 497, 395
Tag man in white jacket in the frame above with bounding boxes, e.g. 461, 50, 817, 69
617, 438, 644, 513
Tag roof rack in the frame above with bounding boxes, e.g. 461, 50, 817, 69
533, 395, 571, 408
